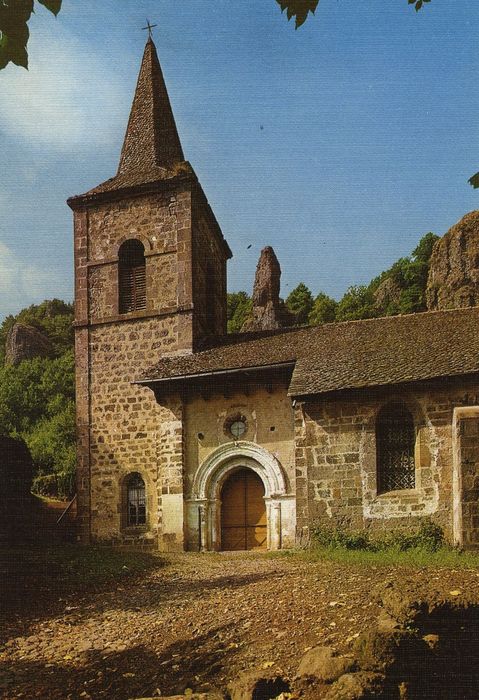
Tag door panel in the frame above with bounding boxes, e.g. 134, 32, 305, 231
221, 469, 267, 551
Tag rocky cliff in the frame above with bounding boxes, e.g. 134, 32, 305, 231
5, 323, 53, 365
426, 210, 479, 310
241, 246, 292, 331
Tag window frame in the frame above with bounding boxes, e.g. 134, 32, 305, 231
124, 472, 147, 529
376, 400, 416, 495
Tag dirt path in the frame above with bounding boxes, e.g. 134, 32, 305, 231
1, 551, 477, 699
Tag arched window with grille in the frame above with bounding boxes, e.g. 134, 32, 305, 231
126, 473, 146, 526
376, 401, 416, 494
119, 240, 146, 314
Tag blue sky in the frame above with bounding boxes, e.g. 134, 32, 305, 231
0, 0, 478, 320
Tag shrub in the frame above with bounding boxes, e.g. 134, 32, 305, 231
32, 471, 75, 499
380, 520, 444, 552
32, 473, 59, 498
311, 520, 444, 553
311, 526, 372, 551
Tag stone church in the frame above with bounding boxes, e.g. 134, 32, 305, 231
68, 38, 479, 552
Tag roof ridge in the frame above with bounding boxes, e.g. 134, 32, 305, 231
207, 305, 479, 350
300, 304, 479, 333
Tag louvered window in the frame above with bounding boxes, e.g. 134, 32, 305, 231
126, 473, 146, 526
119, 240, 146, 314
376, 401, 416, 493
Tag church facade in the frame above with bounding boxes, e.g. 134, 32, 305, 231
68, 39, 479, 552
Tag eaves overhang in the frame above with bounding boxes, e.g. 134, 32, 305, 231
133, 360, 296, 389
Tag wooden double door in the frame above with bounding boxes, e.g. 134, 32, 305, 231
221, 468, 267, 551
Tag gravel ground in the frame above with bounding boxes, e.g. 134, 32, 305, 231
1, 551, 478, 699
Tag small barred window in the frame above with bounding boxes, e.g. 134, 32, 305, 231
126, 473, 146, 526
376, 401, 415, 494
119, 240, 146, 314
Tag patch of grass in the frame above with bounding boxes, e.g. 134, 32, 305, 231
276, 544, 479, 569
311, 519, 445, 553
272, 520, 479, 569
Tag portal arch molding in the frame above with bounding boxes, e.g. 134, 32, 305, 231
188, 441, 294, 551
192, 440, 288, 500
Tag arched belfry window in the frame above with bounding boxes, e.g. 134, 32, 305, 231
376, 401, 416, 494
126, 473, 146, 526
119, 240, 146, 314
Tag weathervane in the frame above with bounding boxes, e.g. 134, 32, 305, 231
142, 19, 157, 39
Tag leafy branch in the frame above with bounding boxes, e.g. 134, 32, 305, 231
0, 0, 61, 70
277, 0, 433, 29
276, 1, 320, 29
408, 0, 431, 12
469, 173, 479, 190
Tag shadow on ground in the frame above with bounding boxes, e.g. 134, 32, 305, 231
0, 624, 239, 699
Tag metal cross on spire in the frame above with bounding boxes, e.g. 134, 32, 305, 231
142, 19, 158, 39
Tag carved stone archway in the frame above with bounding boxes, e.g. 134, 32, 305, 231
187, 441, 294, 551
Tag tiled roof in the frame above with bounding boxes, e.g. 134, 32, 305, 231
69, 38, 187, 205
68, 161, 194, 204
140, 307, 479, 396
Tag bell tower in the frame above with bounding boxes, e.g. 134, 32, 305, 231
68, 37, 231, 547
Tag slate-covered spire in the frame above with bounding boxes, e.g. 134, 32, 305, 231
117, 37, 184, 175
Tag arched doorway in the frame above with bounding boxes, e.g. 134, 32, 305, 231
221, 468, 267, 551
188, 441, 295, 551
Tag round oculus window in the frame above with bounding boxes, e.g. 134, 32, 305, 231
229, 419, 247, 439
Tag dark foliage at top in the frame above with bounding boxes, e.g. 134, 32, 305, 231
1, 1, 434, 72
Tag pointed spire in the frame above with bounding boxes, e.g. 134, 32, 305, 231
117, 38, 184, 175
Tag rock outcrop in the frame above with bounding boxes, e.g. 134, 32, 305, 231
241, 246, 292, 331
373, 276, 402, 311
5, 323, 53, 365
426, 210, 479, 311
297, 646, 356, 683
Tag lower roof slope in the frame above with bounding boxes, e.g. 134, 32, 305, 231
140, 306, 479, 396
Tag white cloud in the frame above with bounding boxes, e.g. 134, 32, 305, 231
0, 24, 128, 151
0, 241, 65, 319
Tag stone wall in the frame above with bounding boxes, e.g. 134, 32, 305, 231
181, 384, 296, 550
298, 380, 479, 543
87, 318, 178, 545
192, 203, 228, 342
85, 188, 193, 325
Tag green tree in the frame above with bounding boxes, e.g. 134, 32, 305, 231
412, 231, 438, 264
0, 349, 74, 436
286, 283, 314, 325
227, 291, 253, 333
374, 231, 439, 316
0, 298, 75, 498
27, 400, 75, 477
308, 292, 337, 325
336, 285, 376, 322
